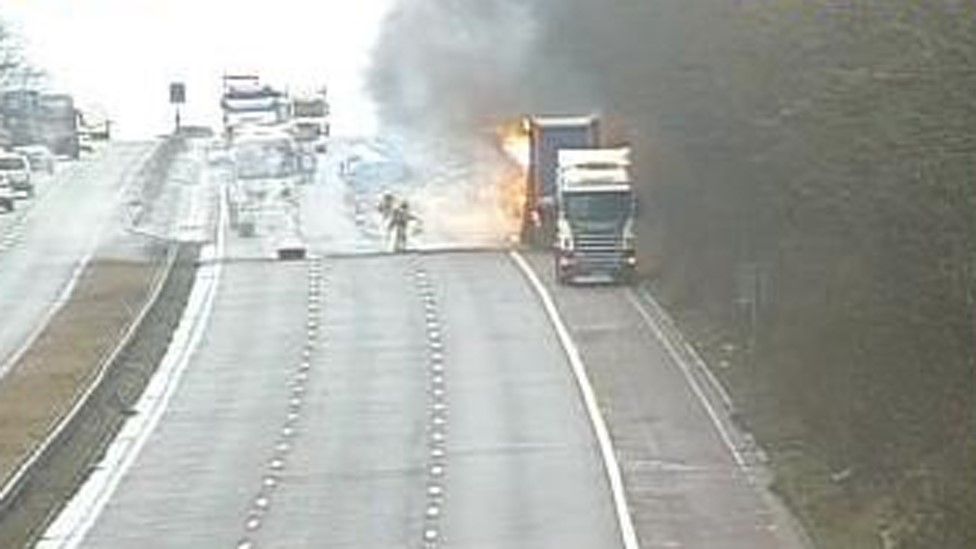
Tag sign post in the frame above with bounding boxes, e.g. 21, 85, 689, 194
169, 82, 186, 133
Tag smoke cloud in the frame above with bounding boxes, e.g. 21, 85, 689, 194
367, 0, 607, 138
366, 0, 629, 246
366, 0, 765, 266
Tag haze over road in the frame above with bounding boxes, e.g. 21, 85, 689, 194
6, 1, 390, 137
36, 139, 807, 548
0, 143, 155, 373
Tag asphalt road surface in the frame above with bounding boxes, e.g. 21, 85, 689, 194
56, 139, 806, 548
525, 252, 809, 549
81, 231, 622, 547
0, 142, 155, 373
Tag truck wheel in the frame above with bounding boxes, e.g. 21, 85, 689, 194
555, 258, 571, 285
277, 248, 306, 261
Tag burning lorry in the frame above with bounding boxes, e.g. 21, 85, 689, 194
521, 116, 598, 246
515, 115, 637, 284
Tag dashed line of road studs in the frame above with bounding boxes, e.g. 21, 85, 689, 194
414, 264, 448, 548
0, 217, 28, 253
237, 256, 326, 549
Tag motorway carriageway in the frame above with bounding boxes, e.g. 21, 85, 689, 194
0, 143, 157, 375
41, 139, 807, 549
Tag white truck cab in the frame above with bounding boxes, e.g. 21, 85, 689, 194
555, 147, 637, 284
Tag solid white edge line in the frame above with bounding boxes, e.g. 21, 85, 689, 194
38, 159, 226, 549
508, 250, 640, 549
0, 247, 175, 508
0, 143, 166, 501
624, 290, 749, 470
629, 287, 818, 549
635, 287, 734, 410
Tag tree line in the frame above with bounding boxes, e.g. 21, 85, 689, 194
367, 1, 976, 545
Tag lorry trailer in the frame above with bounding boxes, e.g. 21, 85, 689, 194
521, 115, 599, 247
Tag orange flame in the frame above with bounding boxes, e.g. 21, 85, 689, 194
494, 120, 531, 229
498, 119, 531, 170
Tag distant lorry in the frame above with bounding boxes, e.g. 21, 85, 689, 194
37, 94, 80, 159
232, 128, 300, 198
0, 90, 80, 159
230, 128, 308, 259
1, 90, 40, 151
78, 109, 111, 142
289, 94, 330, 152
554, 147, 637, 284
222, 74, 263, 96
228, 128, 299, 232
220, 75, 289, 139
521, 116, 599, 246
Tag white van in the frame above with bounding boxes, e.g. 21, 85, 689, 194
0, 152, 33, 198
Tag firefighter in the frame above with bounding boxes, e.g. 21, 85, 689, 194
377, 191, 397, 243
377, 191, 396, 221
389, 200, 418, 252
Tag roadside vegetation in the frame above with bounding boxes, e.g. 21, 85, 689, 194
0, 17, 42, 89
575, 5, 976, 547
370, 1, 976, 546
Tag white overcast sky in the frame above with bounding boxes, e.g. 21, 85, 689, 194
5, 0, 391, 137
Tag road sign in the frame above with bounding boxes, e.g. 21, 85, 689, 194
169, 82, 186, 104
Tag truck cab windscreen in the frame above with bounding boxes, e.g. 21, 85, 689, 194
293, 102, 326, 117
0, 158, 27, 171
564, 192, 632, 224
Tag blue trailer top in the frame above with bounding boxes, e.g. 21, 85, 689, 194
529, 116, 599, 201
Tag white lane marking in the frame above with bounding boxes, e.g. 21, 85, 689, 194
509, 250, 640, 549
417, 263, 449, 543
634, 287, 734, 410
1, 148, 164, 519
0, 144, 159, 378
38, 158, 227, 549
624, 290, 749, 471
